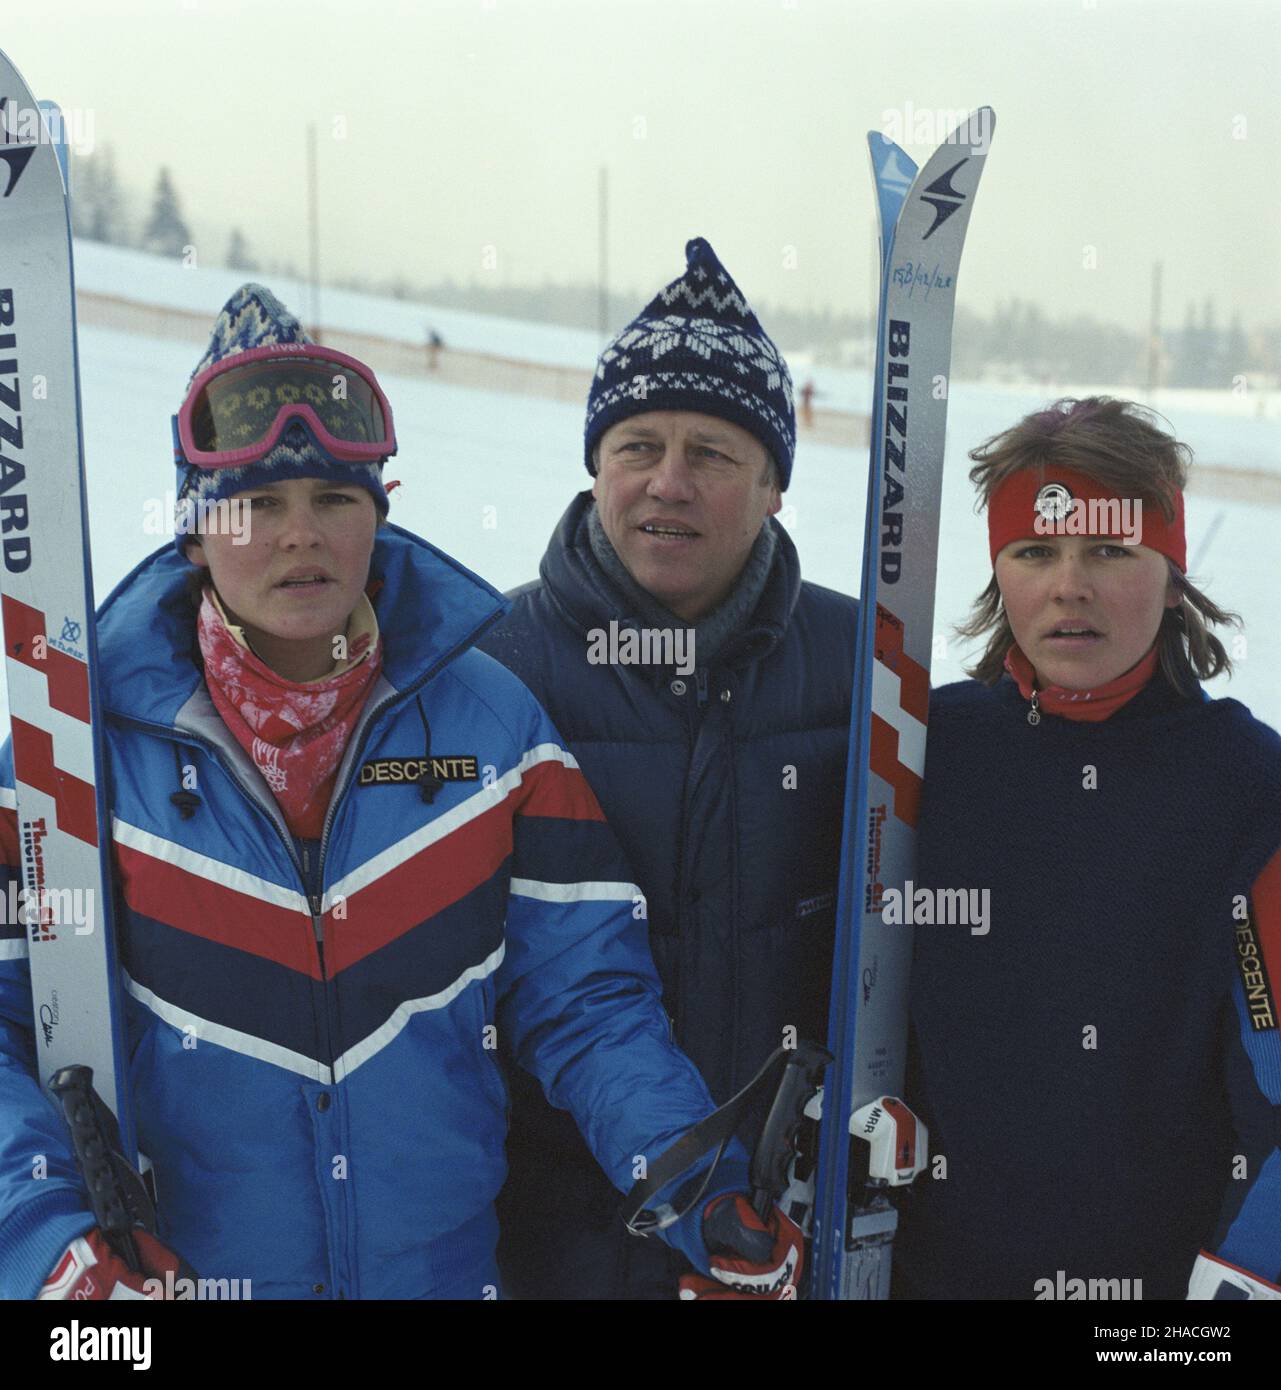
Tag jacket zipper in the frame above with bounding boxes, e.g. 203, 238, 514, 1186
302, 845, 326, 975
294, 625, 504, 1299
671, 668, 712, 1051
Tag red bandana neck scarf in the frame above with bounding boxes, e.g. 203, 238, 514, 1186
197, 586, 383, 837
1003, 642, 1160, 723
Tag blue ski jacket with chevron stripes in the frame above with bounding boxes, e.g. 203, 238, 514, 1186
0, 524, 745, 1298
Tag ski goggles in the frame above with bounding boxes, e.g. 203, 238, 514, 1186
174, 344, 397, 470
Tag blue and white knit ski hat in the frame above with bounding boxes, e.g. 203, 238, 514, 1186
584, 238, 796, 488
173, 283, 390, 550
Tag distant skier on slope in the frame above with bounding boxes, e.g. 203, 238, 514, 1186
0, 284, 796, 1300
895, 397, 1281, 1301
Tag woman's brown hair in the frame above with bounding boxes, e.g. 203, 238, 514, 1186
957, 397, 1239, 694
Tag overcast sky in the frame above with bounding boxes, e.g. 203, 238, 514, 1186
4, 0, 1279, 335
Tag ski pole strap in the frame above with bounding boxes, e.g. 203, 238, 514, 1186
621, 1042, 831, 1236
49, 1065, 156, 1271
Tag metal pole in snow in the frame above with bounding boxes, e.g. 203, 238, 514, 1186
308, 121, 321, 342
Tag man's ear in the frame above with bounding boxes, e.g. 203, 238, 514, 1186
590, 442, 602, 495
766, 485, 782, 518
187, 539, 209, 569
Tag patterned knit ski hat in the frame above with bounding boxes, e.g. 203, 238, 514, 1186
584, 238, 796, 488
173, 283, 390, 549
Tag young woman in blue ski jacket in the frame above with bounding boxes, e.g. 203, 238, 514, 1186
0, 285, 803, 1300
894, 398, 1281, 1302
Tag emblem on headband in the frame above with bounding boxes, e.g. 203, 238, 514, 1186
1034, 482, 1072, 523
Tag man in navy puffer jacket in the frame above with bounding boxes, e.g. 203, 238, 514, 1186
479, 238, 857, 1299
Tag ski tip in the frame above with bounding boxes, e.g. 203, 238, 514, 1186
952, 107, 996, 154
866, 131, 918, 185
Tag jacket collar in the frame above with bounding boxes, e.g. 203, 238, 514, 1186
538, 490, 802, 672
1003, 642, 1161, 722
998, 646, 1198, 724
94, 524, 509, 730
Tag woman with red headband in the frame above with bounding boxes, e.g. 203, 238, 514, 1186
895, 397, 1281, 1302
0, 284, 807, 1300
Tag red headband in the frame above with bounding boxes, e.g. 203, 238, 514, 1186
987, 466, 1186, 572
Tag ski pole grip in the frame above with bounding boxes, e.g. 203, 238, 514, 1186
48, 1064, 154, 1270
749, 1041, 832, 1221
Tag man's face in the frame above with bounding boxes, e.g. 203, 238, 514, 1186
592, 411, 781, 622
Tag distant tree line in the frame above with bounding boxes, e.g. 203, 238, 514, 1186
400, 286, 1278, 390
68, 146, 1279, 389
348, 279, 1279, 390
949, 299, 1268, 390
70, 144, 273, 277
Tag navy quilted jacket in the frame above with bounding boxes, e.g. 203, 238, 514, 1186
478, 491, 857, 1298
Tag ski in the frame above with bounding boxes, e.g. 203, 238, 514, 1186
810, 108, 995, 1300
0, 51, 138, 1164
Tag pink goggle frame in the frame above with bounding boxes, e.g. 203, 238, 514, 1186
175, 343, 398, 471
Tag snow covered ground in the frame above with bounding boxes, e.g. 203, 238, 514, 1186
3, 249, 1279, 734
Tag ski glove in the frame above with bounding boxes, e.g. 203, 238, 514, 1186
678, 1193, 804, 1300
38, 1228, 187, 1301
